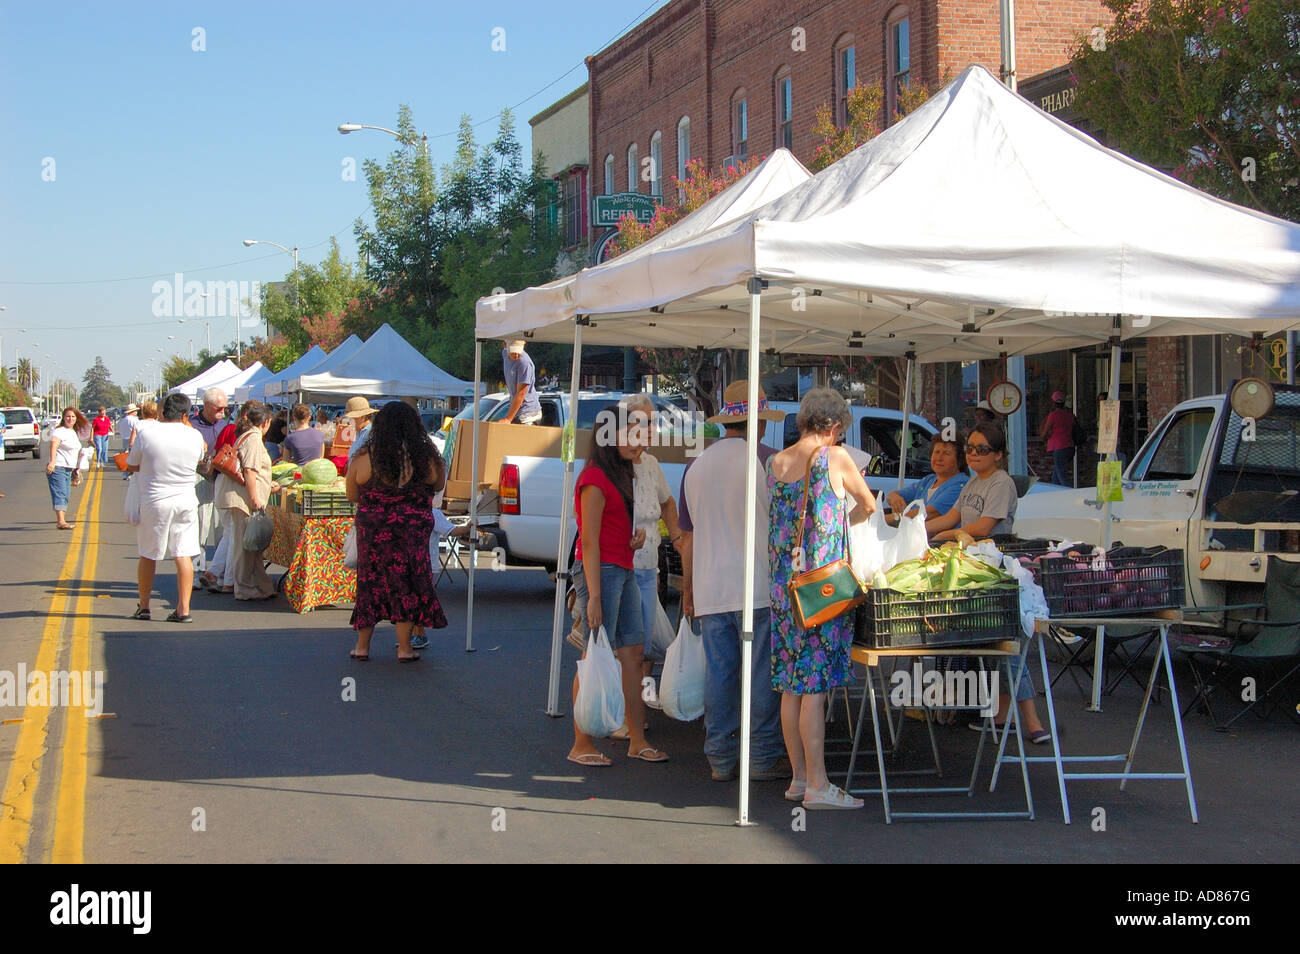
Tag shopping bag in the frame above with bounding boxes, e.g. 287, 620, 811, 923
658, 616, 706, 722
77, 446, 92, 472
850, 506, 887, 581
243, 509, 274, 551
343, 526, 357, 569
574, 626, 625, 738
879, 501, 928, 570
649, 599, 675, 662
123, 475, 141, 526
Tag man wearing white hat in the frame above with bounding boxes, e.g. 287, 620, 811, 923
120, 403, 140, 480
676, 380, 789, 783
502, 340, 542, 425
343, 397, 378, 465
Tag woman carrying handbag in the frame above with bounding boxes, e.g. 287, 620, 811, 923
215, 402, 276, 601
766, 388, 876, 809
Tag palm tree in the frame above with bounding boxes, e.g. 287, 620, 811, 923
12, 358, 36, 392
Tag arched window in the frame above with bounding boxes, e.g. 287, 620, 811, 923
834, 34, 856, 127
774, 68, 793, 150
627, 142, 638, 193
604, 154, 614, 195
649, 131, 663, 196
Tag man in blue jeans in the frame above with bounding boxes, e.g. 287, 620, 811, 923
678, 380, 788, 782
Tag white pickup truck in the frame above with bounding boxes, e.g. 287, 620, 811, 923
1015, 384, 1300, 621
493, 398, 940, 570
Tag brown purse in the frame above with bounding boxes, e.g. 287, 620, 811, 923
212, 434, 249, 485
788, 445, 867, 629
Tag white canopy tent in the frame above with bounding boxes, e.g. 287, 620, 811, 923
201, 361, 265, 399
233, 363, 278, 404
475, 64, 1300, 825
284, 334, 365, 398
260, 346, 328, 404
169, 360, 241, 401
294, 323, 471, 400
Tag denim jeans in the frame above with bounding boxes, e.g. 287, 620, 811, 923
1051, 446, 1075, 487
1002, 652, 1035, 703
94, 434, 109, 465
699, 608, 785, 772
47, 466, 73, 510
571, 560, 644, 650
633, 567, 664, 661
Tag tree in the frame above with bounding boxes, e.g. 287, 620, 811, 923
809, 78, 942, 172
10, 358, 37, 393
240, 335, 300, 374
0, 367, 29, 407
80, 357, 125, 409
162, 355, 199, 390
1072, 0, 1300, 222
261, 238, 375, 351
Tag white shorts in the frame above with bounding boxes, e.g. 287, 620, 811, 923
137, 497, 200, 561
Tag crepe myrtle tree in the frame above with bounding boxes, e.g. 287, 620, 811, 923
1072, 0, 1300, 223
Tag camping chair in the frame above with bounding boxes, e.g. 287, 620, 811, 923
1178, 555, 1300, 731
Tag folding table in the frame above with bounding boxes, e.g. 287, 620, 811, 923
989, 614, 1205, 824
844, 639, 1034, 823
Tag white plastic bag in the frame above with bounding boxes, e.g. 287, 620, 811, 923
879, 501, 929, 570
850, 507, 886, 581
574, 626, 625, 737
649, 599, 675, 662
1003, 553, 1048, 638
659, 616, 706, 722
123, 476, 141, 526
77, 445, 93, 472
343, 526, 357, 569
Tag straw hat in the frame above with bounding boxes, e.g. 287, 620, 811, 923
506, 340, 526, 355
343, 396, 377, 419
125, 403, 138, 413
707, 380, 784, 424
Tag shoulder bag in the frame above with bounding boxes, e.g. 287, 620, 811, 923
213, 433, 251, 485
788, 445, 868, 629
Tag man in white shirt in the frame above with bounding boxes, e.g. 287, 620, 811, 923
677, 381, 788, 783
126, 392, 205, 623
119, 403, 139, 480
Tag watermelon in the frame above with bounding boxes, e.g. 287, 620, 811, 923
301, 458, 338, 485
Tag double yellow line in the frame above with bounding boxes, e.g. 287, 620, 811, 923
0, 465, 103, 863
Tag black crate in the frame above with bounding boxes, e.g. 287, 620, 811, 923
854, 586, 1021, 648
1036, 547, 1183, 617
300, 490, 356, 518
989, 534, 1055, 559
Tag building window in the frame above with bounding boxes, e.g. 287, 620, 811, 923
627, 143, 638, 192
676, 116, 690, 183
649, 131, 662, 196
887, 14, 911, 120
835, 37, 856, 127
732, 93, 748, 161
561, 169, 585, 247
777, 74, 794, 149
604, 154, 614, 195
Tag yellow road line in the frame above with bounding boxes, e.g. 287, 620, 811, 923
0, 467, 97, 863
51, 466, 103, 863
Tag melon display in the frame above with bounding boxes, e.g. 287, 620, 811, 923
301, 458, 339, 486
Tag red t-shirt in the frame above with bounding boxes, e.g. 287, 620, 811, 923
1043, 407, 1077, 452
92, 415, 113, 436
575, 464, 634, 570
215, 423, 238, 451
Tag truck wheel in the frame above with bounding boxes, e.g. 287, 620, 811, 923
31, 444, 40, 460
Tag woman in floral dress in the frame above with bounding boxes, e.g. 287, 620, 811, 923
767, 388, 876, 809
345, 401, 447, 663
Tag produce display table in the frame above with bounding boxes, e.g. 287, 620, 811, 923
992, 614, 1206, 824
265, 504, 355, 613
844, 639, 1034, 823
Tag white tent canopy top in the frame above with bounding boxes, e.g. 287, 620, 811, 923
259, 346, 328, 401
479, 66, 1300, 359
285, 334, 365, 393
201, 361, 264, 400
168, 359, 241, 401
295, 323, 471, 400
233, 363, 278, 404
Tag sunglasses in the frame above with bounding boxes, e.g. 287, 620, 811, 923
965, 443, 995, 455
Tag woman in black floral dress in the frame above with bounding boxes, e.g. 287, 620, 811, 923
345, 401, 447, 662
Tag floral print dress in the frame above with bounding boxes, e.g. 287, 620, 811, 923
768, 446, 854, 694
350, 476, 448, 632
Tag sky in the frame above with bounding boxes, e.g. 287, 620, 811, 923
0, 0, 668, 398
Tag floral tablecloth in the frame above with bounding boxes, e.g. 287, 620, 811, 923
266, 506, 355, 613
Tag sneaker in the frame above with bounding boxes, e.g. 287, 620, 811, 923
410, 634, 430, 650
750, 757, 793, 781
803, 783, 864, 810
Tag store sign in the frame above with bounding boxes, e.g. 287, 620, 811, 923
592, 192, 659, 228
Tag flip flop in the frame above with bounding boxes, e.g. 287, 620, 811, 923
349, 650, 369, 661
206, 586, 234, 595
628, 746, 669, 763
398, 653, 422, 663
57, 524, 75, 530
566, 752, 611, 767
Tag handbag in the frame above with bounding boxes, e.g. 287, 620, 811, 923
343, 525, 358, 569
212, 438, 245, 485
113, 451, 130, 472
788, 445, 868, 629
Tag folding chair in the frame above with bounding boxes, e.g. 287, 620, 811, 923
1178, 556, 1300, 731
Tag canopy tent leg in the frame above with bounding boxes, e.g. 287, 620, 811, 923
737, 279, 762, 828
547, 323, 585, 716
1009, 356, 1028, 477
896, 353, 915, 492
1092, 330, 1124, 711
466, 339, 482, 653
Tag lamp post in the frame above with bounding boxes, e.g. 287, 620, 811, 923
169, 336, 194, 362
337, 121, 429, 159
0, 326, 27, 377
200, 291, 245, 363
242, 239, 299, 340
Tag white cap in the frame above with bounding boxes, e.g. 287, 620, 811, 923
507, 340, 525, 355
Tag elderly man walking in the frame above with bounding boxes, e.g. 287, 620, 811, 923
126, 392, 206, 622
189, 387, 229, 586
677, 381, 789, 783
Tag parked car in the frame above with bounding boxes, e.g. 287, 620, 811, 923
1, 406, 41, 458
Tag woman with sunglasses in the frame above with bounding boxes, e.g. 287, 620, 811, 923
927, 423, 1051, 743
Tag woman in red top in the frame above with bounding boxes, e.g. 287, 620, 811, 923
1038, 390, 1078, 487
91, 407, 113, 468
567, 400, 668, 767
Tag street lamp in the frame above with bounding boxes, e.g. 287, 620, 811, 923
0, 326, 27, 375
169, 335, 194, 362
175, 316, 210, 357
337, 121, 428, 158
199, 290, 245, 362
243, 239, 299, 340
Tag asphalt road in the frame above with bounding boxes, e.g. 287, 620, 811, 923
0, 450, 1296, 865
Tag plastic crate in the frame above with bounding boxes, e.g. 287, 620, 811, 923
988, 535, 1055, 559
854, 586, 1021, 648
1036, 547, 1183, 617
299, 489, 356, 518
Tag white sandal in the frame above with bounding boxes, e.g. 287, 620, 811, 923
803, 783, 864, 810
